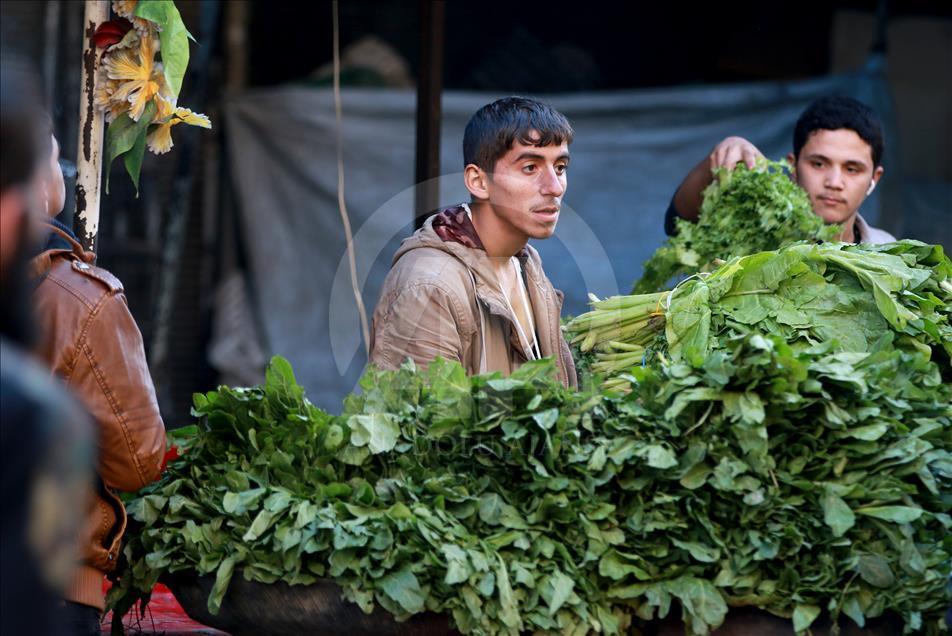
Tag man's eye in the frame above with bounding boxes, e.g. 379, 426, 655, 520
811, 161, 823, 168
555, 164, 567, 175
847, 166, 859, 174
522, 165, 536, 174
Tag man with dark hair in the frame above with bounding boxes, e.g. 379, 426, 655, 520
1, 61, 93, 636
665, 96, 895, 244
370, 96, 577, 386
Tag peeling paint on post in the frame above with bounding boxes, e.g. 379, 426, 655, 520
73, 1, 109, 258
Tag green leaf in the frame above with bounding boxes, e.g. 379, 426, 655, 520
104, 100, 156, 193
547, 570, 574, 616
133, 0, 191, 96
242, 509, 277, 541
665, 576, 727, 634
494, 555, 521, 629
857, 554, 896, 588
348, 413, 400, 454
323, 424, 344, 450
532, 408, 559, 430
487, 378, 521, 392
671, 538, 720, 563
478, 493, 503, 525
587, 446, 607, 471
844, 422, 889, 441
380, 566, 425, 614
820, 488, 855, 537
263, 490, 292, 513
498, 503, 529, 530
138, 494, 167, 525
637, 444, 678, 469
841, 595, 866, 628
122, 126, 149, 196
222, 488, 265, 515
208, 556, 235, 615
679, 463, 711, 489
854, 505, 924, 523
792, 604, 821, 632
442, 544, 471, 585
598, 551, 651, 581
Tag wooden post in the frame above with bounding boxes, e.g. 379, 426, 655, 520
73, 0, 109, 257
414, 0, 445, 229
224, 0, 250, 95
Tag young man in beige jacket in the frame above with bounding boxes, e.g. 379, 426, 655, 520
370, 97, 577, 387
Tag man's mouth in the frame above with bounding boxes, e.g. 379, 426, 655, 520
533, 206, 560, 218
817, 195, 846, 205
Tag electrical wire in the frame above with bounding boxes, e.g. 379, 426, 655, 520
332, 0, 371, 356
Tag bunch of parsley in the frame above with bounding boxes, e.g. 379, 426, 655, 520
633, 160, 839, 294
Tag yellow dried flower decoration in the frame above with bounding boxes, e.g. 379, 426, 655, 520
147, 107, 212, 155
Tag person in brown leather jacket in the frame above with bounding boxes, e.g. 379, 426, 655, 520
31, 133, 166, 634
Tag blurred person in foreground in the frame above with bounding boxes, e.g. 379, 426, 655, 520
1, 61, 93, 636
29, 115, 167, 633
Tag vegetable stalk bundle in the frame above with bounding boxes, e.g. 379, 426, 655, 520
569, 241, 952, 387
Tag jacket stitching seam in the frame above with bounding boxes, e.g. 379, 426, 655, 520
80, 311, 148, 487
61, 291, 111, 384
378, 281, 474, 364
386, 281, 474, 335
45, 271, 99, 311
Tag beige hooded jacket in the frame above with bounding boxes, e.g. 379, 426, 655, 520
370, 206, 577, 388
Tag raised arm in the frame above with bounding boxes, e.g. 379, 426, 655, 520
671, 136, 765, 221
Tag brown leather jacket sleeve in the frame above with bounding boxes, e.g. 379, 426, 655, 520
69, 291, 166, 491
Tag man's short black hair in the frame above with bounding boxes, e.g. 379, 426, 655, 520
463, 97, 574, 172
793, 96, 885, 167
1, 61, 49, 192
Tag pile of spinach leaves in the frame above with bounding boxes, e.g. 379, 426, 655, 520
109, 242, 952, 635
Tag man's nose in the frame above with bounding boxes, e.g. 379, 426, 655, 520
824, 167, 845, 190
540, 166, 565, 197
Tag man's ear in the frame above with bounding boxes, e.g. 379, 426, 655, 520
786, 152, 797, 174
464, 164, 490, 201
865, 166, 884, 196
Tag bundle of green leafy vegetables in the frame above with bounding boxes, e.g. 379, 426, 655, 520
109, 240, 952, 635
632, 159, 840, 294
570, 240, 952, 390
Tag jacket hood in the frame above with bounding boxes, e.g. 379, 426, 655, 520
393, 205, 539, 287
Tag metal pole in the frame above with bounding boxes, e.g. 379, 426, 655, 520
73, 0, 109, 256
414, 0, 445, 230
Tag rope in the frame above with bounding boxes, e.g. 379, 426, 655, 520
663, 270, 713, 313
332, 0, 371, 356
